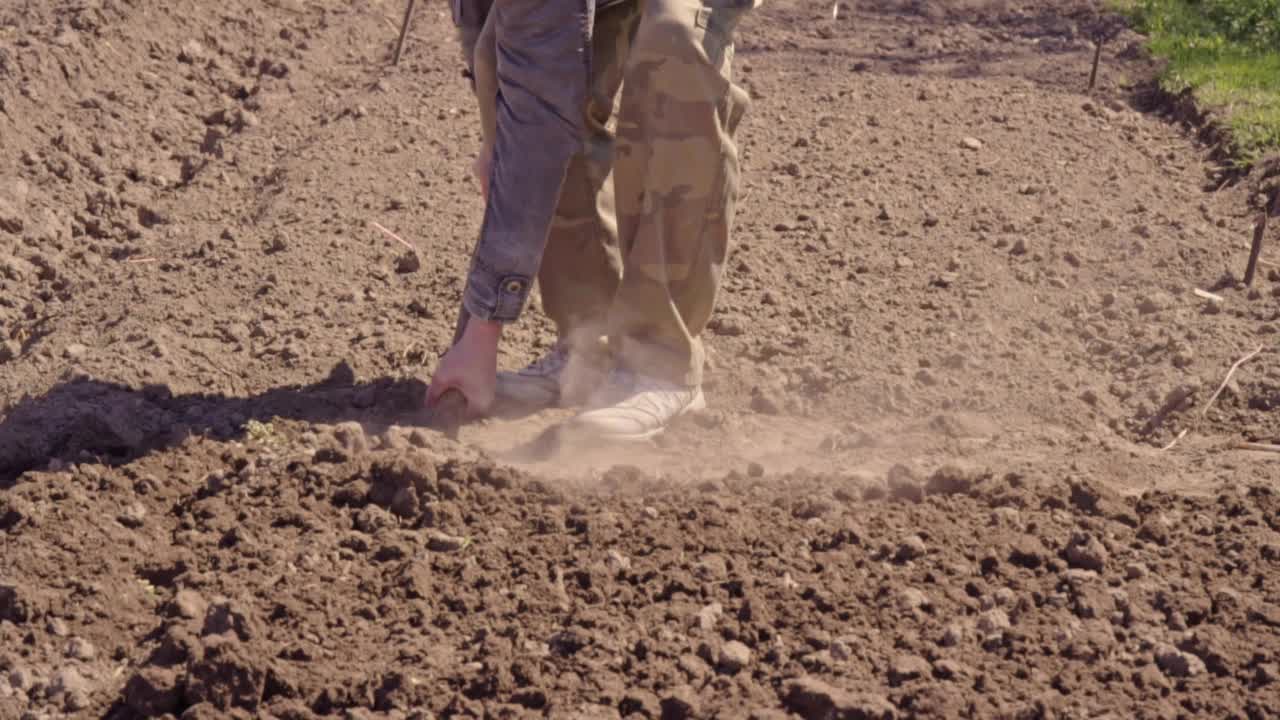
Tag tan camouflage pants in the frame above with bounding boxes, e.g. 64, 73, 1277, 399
471, 0, 756, 387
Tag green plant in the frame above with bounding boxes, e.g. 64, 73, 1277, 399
1115, 0, 1280, 165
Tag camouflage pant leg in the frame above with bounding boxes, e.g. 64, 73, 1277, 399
606, 0, 756, 387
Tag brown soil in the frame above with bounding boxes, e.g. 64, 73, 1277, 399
2, 1, 1279, 718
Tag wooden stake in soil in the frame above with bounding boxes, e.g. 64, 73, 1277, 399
1088, 40, 1104, 92
393, 0, 418, 65
1244, 188, 1279, 286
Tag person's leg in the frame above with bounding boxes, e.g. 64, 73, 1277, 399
570, 0, 754, 437
533, 0, 643, 394
610, 0, 753, 387
487, 1, 646, 407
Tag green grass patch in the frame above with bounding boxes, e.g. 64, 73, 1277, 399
1113, 0, 1280, 166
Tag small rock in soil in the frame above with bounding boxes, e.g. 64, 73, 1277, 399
426, 530, 466, 553
48, 667, 89, 698
63, 343, 87, 360
172, 589, 208, 620
961, 136, 983, 150
1155, 643, 1206, 678
932, 659, 968, 680
696, 602, 723, 631
607, 550, 631, 572
895, 535, 927, 563
66, 637, 96, 661
678, 653, 711, 682
830, 637, 853, 661
897, 587, 930, 613
1008, 536, 1048, 569
977, 609, 1011, 635
117, 502, 147, 528
889, 654, 931, 686
179, 39, 205, 63
1065, 532, 1108, 572
718, 641, 752, 674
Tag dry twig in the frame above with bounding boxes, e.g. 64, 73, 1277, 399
1162, 345, 1264, 451
1234, 441, 1280, 454
372, 220, 417, 252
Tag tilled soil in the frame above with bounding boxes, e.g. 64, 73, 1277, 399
3, 0, 1280, 718
4, 434, 1280, 719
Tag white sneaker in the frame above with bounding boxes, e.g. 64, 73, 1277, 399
495, 343, 606, 408
567, 369, 706, 440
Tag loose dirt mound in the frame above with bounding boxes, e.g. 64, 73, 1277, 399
3, 0, 1280, 718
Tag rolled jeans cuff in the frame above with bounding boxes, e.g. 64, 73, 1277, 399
462, 260, 533, 324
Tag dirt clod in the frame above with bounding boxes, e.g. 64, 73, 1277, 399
894, 535, 927, 563
172, 589, 208, 621
1155, 643, 1207, 678
888, 655, 931, 686
784, 677, 897, 720
1065, 532, 1108, 573
719, 641, 752, 674
124, 667, 182, 716
65, 637, 95, 661
660, 685, 700, 720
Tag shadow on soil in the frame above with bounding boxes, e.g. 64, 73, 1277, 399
0, 361, 444, 486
